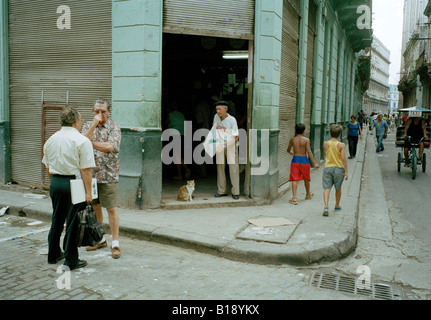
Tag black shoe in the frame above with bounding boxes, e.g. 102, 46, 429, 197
215, 193, 228, 198
66, 259, 87, 270
232, 195, 239, 200
48, 252, 64, 264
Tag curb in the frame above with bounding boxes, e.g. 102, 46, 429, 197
0, 136, 366, 266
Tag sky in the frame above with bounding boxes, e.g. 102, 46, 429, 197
372, 0, 404, 85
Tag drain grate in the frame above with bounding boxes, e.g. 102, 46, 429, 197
310, 272, 404, 300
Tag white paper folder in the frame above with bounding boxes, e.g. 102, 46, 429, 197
70, 178, 98, 204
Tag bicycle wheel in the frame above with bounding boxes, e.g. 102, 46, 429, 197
397, 152, 402, 172
423, 153, 426, 173
411, 155, 417, 179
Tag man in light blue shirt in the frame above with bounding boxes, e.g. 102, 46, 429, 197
373, 113, 389, 152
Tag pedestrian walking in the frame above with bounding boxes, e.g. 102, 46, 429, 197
322, 124, 348, 217
82, 99, 122, 259
373, 113, 388, 153
347, 115, 362, 159
42, 107, 95, 270
287, 123, 319, 205
358, 110, 365, 131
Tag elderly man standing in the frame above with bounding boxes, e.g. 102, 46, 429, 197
82, 99, 122, 259
42, 107, 95, 270
213, 100, 240, 200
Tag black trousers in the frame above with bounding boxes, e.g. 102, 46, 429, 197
48, 175, 86, 267
348, 135, 359, 157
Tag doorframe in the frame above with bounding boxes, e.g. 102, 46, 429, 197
245, 39, 254, 197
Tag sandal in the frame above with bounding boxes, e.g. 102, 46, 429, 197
288, 199, 298, 205
305, 192, 314, 200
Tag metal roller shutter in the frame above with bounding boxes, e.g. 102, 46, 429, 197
278, 0, 300, 186
163, 0, 255, 40
8, 0, 112, 188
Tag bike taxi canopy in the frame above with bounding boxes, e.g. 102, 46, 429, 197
398, 106, 431, 117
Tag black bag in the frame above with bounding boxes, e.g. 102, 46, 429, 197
76, 204, 105, 247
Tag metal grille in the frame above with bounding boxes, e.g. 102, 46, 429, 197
163, 0, 255, 40
278, 0, 300, 186
8, 0, 112, 188
310, 272, 404, 300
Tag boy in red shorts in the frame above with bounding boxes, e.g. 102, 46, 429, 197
287, 124, 320, 205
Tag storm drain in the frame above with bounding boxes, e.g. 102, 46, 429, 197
310, 272, 404, 300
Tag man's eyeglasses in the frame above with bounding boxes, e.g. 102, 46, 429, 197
94, 110, 107, 114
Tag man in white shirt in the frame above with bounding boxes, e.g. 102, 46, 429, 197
42, 107, 95, 270
213, 101, 240, 200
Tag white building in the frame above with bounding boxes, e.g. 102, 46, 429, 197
401, 0, 428, 56
388, 84, 400, 114
399, 0, 428, 108
363, 36, 390, 114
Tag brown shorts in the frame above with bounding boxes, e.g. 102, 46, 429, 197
92, 182, 118, 208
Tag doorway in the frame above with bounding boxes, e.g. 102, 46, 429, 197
161, 33, 251, 203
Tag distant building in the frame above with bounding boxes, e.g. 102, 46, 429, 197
398, 0, 429, 108
363, 36, 390, 114
388, 84, 400, 114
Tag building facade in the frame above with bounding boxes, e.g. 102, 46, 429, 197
0, 0, 372, 209
388, 84, 400, 114
362, 36, 390, 114
398, 0, 431, 108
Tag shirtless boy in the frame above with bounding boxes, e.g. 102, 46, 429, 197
287, 123, 320, 205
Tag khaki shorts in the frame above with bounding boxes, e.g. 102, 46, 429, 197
92, 182, 118, 209
322, 167, 345, 190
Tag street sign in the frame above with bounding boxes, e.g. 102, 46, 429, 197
408, 111, 422, 117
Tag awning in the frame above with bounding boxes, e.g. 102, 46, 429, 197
398, 107, 431, 113
331, 0, 373, 52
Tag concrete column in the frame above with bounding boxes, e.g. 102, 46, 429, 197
336, 38, 345, 123
296, 0, 309, 124
327, 25, 337, 125
321, 20, 331, 127
250, 0, 282, 202
0, 0, 11, 184
112, 0, 163, 209
310, 0, 325, 160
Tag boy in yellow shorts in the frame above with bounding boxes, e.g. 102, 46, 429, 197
322, 124, 348, 216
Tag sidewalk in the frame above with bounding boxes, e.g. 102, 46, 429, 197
0, 132, 367, 266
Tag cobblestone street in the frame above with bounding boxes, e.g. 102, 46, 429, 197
0, 215, 296, 301
0, 214, 366, 303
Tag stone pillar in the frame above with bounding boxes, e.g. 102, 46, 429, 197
296, 0, 309, 124
310, 0, 325, 162
250, 0, 282, 202
0, 0, 11, 184
112, 0, 163, 209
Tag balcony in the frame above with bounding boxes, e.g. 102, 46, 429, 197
331, 0, 373, 52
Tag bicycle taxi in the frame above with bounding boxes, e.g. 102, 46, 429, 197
395, 107, 431, 179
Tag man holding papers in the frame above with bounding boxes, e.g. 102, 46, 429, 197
42, 107, 95, 270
